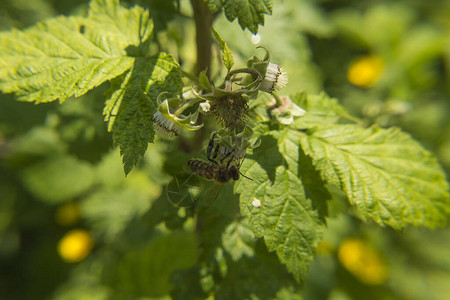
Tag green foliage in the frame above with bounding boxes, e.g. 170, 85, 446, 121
104, 232, 198, 298
20, 155, 95, 204
104, 53, 182, 174
0, 0, 183, 174
235, 129, 327, 281
0, 0, 55, 30
294, 93, 449, 229
82, 187, 151, 238
1, 0, 450, 299
232, 90, 448, 279
0, 0, 151, 103
198, 70, 212, 90
222, 218, 255, 261
212, 28, 234, 71
300, 124, 449, 229
206, 0, 272, 34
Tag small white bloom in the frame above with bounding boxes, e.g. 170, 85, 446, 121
252, 198, 261, 208
260, 63, 288, 94
199, 101, 211, 113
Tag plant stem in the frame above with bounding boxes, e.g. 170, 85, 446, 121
227, 68, 261, 79
272, 92, 283, 106
190, 0, 215, 77
174, 97, 204, 117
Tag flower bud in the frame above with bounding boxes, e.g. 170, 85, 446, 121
199, 102, 211, 114
152, 95, 203, 138
269, 95, 306, 125
260, 62, 288, 94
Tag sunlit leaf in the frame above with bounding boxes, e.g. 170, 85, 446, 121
0, 0, 153, 103
222, 218, 255, 261
292, 92, 360, 129
235, 129, 326, 281
300, 124, 450, 229
20, 155, 95, 203
206, 0, 272, 34
104, 53, 182, 175
212, 27, 234, 71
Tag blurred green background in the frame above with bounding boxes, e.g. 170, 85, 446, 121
0, 0, 449, 299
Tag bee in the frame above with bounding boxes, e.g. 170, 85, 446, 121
187, 158, 240, 183
187, 157, 246, 206
206, 132, 245, 166
187, 133, 251, 183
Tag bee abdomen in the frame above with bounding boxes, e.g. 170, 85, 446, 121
187, 159, 205, 170
188, 159, 216, 180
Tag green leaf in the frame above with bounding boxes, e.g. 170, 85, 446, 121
0, 0, 153, 103
222, 218, 255, 261
8, 127, 66, 165
20, 155, 95, 204
293, 92, 360, 129
198, 70, 212, 90
205, 0, 222, 13
104, 53, 182, 175
0, 181, 15, 232
52, 286, 110, 300
104, 232, 198, 298
299, 124, 450, 229
211, 241, 300, 299
81, 187, 152, 240
144, 0, 179, 31
83, 162, 161, 239
212, 27, 234, 71
208, 0, 272, 34
235, 129, 326, 281
224, 0, 272, 34
95, 148, 127, 188
0, 0, 55, 30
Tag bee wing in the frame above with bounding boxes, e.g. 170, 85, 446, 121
201, 182, 224, 206
165, 173, 224, 208
165, 173, 203, 208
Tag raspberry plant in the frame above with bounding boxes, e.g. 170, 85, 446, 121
0, 0, 449, 299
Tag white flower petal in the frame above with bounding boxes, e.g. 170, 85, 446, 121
260, 62, 288, 94
152, 111, 183, 138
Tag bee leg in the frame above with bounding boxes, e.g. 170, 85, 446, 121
213, 144, 221, 161
221, 150, 235, 167
237, 155, 253, 181
237, 155, 247, 168
207, 133, 221, 164
239, 172, 253, 181
207, 145, 221, 165
206, 133, 216, 161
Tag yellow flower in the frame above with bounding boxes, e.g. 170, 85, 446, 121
55, 202, 81, 226
58, 229, 94, 263
338, 238, 388, 285
347, 55, 384, 88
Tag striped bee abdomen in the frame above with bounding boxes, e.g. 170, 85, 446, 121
187, 159, 232, 183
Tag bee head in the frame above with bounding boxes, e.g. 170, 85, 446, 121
217, 169, 232, 183
229, 166, 240, 181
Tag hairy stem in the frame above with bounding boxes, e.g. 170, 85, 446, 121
190, 0, 215, 76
